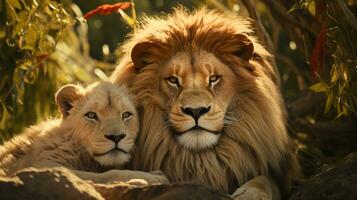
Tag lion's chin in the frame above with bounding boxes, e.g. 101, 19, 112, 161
93, 151, 130, 167
176, 129, 220, 151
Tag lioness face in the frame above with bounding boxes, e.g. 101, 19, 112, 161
56, 82, 138, 166
160, 51, 238, 150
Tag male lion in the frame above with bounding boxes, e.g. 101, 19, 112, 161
112, 8, 299, 200
0, 82, 167, 184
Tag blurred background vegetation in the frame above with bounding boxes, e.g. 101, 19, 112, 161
0, 0, 356, 178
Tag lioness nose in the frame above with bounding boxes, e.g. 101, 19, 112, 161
181, 106, 211, 121
105, 134, 126, 144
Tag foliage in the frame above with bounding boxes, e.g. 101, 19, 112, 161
262, 0, 357, 176
0, 0, 69, 141
0, 0, 103, 142
291, 0, 357, 117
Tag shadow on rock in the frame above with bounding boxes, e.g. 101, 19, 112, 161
0, 167, 232, 200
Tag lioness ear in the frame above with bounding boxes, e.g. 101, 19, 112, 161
131, 42, 160, 69
231, 34, 254, 61
55, 84, 82, 118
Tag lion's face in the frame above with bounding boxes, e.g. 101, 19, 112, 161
111, 8, 296, 193
159, 51, 238, 150
55, 82, 138, 167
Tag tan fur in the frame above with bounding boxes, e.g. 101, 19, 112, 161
112, 7, 298, 197
0, 82, 168, 185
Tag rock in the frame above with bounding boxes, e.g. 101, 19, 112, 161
94, 182, 232, 200
290, 152, 357, 200
0, 167, 104, 200
0, 167, 232, 200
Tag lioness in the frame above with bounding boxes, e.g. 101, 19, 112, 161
0, 82, 167, 184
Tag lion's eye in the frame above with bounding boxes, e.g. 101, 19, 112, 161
209, 75, 221, 86
122, 112, 133, 120
167, 76, 179, 87
85, 112, 98, 121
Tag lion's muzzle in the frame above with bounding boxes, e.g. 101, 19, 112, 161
170, 90, 224, 150
181, 106, 211, 123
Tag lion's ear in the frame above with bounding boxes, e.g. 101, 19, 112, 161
131, 42, 160, 69
231, 34, 254, 61
55, 84, 82, 118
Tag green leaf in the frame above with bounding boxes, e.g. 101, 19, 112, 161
16, 10, 28, 22
12, 21, 26, 37
24, 68, 39, 84
288, 2, 303, 13
6, 3, 19, 23
7, 0, 22, 9
306, 1, 315, 16
13, 68, 26, 102
330, 67, 339, 83
22, 26, 37, 51
118, 9, 135, 27
31, 0, 39, 7
309, 82, 327, 93
324, 93, 333, 113
0, 29, 6, 40
39, 35, 55, 52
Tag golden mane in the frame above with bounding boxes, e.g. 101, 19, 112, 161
112, 7, 298, 195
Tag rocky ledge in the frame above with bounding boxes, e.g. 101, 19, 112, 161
2, 153, 356, 200
0, 167, 232, 200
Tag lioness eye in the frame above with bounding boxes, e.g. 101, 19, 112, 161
85, 112, 98, 121
122, 112, 132, 120
167, 76, 179, 86
209, 75, 221, 86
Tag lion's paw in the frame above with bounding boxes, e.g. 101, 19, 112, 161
143, 171, 169, 184
126, 178, 149, 186
101, 170, 168, 185
232, 187, 270, 200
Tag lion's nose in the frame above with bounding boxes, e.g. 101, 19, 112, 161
181, 106, 211, 122
105, 134, 126, 144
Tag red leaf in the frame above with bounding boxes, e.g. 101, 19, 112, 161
310, 22, 327, 78
310, 1, 327, 78
35, 54, 49, 68
84, 2, 131, 20
35, 54, 49, 63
